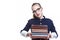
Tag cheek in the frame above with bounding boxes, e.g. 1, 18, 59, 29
38, 11, 42, 13
34, 14, 37, 16
34, 13, 40, 16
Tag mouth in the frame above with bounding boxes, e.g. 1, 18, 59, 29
36, 14, 40, 16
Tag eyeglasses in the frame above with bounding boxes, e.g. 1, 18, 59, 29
33, 8, 41, 13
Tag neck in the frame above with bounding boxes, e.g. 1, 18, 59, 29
40, 15, 44, 19
33, 14, 44, 19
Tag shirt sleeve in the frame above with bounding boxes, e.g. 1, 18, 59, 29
50, 20, 58, 38
51, 32, 58, 38
20, 20, 31, 32
22, 20, 31, 32
20, 20, 31, 37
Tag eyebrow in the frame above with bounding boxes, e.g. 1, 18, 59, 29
33, 8, 40, 11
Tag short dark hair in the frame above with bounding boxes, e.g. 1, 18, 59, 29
32, 3, 42, 8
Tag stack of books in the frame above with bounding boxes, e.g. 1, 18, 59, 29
31, 25, 48, 39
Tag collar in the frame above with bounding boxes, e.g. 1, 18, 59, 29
34, 16, 45, 20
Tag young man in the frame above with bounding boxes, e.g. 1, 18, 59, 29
20, 3, 58, 40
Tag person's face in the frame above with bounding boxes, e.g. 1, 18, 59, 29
32, 4, 43, 18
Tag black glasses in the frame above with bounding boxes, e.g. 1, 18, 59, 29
33, 8, 41, 13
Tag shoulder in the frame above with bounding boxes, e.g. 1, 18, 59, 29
28, 18, 35, 21
27, 18, 35, 23
44, 18, 53, 22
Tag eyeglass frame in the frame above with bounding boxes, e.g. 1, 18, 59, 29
32, 8, 41, 13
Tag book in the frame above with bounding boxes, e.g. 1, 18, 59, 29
31, 25, 48, 39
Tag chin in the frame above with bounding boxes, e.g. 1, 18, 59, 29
37, 16, 40, 18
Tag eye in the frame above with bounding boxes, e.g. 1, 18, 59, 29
33, 10, 36, 13
33, 8, 40, 13
37, 8, 40, 10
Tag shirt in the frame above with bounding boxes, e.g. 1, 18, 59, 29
20, 16, 58, 37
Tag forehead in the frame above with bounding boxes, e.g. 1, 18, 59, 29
32, 4, 40, 10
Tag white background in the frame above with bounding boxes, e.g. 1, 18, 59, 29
0, 0, 60, 40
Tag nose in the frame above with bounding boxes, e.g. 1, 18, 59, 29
36, 10, 40, 14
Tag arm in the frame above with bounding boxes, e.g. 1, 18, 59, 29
50, 20, 58, 38
20, 20, 31, 37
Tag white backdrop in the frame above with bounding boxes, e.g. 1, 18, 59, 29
16, 0, 60, 40
0, 0, 60, 40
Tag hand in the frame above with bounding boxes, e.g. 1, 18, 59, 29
47, 34, 51, 39
27, 33, 32, 38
